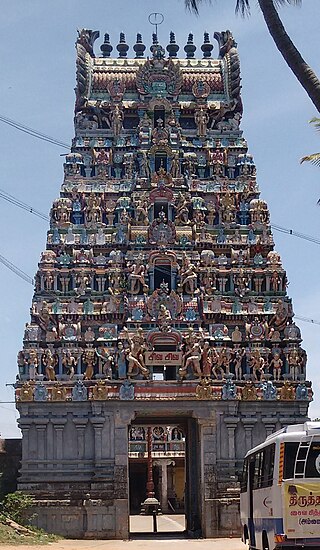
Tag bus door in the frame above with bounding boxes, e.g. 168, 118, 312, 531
248, 456, 256, 547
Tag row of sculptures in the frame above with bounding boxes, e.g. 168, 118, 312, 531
74, 98, 243, 139
63, 146, 255, 181
16, 377, 310, 403
40, 245, 281, 271
50, 188, 268, 231
18, 334, 306, 383
35, 265, 287, 299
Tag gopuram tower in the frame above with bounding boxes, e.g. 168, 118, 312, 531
16, 29, 312, 539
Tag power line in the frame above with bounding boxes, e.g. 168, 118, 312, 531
0, 188, 49, 221
271, 223, 320, 246
0, 114, 70, 149
0, 253, 34, 286
295, 315, 320, 327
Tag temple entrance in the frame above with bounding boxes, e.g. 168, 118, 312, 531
128, 416, 200, 536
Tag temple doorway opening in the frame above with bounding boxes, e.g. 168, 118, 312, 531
129, 416, 198, 534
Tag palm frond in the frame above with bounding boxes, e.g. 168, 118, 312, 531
273, 0, 302, 6
309, 117, 320, 132
235, 0, 250, 16
185, 0, 203, 14
300, 153, 320, 167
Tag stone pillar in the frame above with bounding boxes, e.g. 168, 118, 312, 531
242, 419, 256, 454
17, 419, 31, 480
154, 459, 175, 512
52, 419, 67, 460
262, 419, 276, 437
73, 419, 88, 460
91, 418, 104, 464
35, 420, 49, 466
224, 418, 239, 462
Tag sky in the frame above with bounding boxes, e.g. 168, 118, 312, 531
0, 0, 319, 438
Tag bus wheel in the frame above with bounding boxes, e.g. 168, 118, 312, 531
262, 531, 269, 550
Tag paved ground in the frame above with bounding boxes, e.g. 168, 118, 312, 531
0, 515, 246, 549
130, 514, 185, 532
0, 539, 246, 550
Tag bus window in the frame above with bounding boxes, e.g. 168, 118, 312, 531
240, 458, 248, 493
306, 443, 320, 477
284, 442, 299, 479
253, 451, 263, 490
261, 444, 275, 488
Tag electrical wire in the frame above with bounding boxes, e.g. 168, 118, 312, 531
0, 188, 49, 221
271, 223, 320, 246
295, 315, 320, 326
0, 253, 34, 286
0, 114, 70, 149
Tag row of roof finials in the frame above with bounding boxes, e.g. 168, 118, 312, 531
96, 31, 223, 59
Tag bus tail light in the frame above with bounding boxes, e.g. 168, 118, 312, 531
274, 534, 286, 543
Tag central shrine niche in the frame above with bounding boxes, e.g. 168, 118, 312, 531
15, 29, 311, 539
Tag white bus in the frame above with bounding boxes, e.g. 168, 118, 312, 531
240, 422, 320, 550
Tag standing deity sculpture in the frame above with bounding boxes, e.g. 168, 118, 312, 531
123, 327, 149, 378
138, 151, 151, 179
62, 350, 77, 379
179, 253, 198, 294
128, 256, 149, 294
194, 107, 209, 137
109, 105, 124, 137
42, 348, 57, 381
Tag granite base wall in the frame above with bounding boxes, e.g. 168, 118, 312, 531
16, 399, 309, 539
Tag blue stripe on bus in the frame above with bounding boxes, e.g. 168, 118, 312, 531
249, 516, 284, 535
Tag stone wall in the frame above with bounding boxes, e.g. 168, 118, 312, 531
0, 438, 21, 497
16, 399, 309, 538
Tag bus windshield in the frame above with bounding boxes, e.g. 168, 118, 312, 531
284, 441, 320, 479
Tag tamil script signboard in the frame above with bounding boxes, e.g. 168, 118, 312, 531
283, 481, 320, 538
144, 351, 183, 366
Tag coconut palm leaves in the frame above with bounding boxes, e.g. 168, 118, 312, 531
301, 118, 320, 167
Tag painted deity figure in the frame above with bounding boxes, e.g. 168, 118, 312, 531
250, 350, 265, 381
123, 327, 149, 378
128, 257, 149, 294
115, 341, 127, 379
175, 192, 190, 225
195, 107, 209, 137
138, 151, 151, 179
42, 348, 56, 381
270, 352, 283, 381
96, 347, 113, 379
180, 342, 203, 379
62, 351, 77, 379
83, 348, 96, 380
180, 253, 198, 295
110, 105, 123, 137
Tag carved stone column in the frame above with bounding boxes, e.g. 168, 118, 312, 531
91, 418, 104, 464
224, 417, 239, 461
73, 418, 88, 460
153, 459, 175, 513
52, 419, 67, 460
242, 419, 256, 454
35, 420, 49, 464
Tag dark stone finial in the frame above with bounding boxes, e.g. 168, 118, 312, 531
152, 33, 158, 45
134, 33, 146, 58
166, 31, 179, 58
184, 33, 196, 58
201, 32, 213, 58
100, 33, 113, 57
117, 32, 129, 58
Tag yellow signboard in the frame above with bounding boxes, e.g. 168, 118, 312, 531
283, 481, 320, 539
